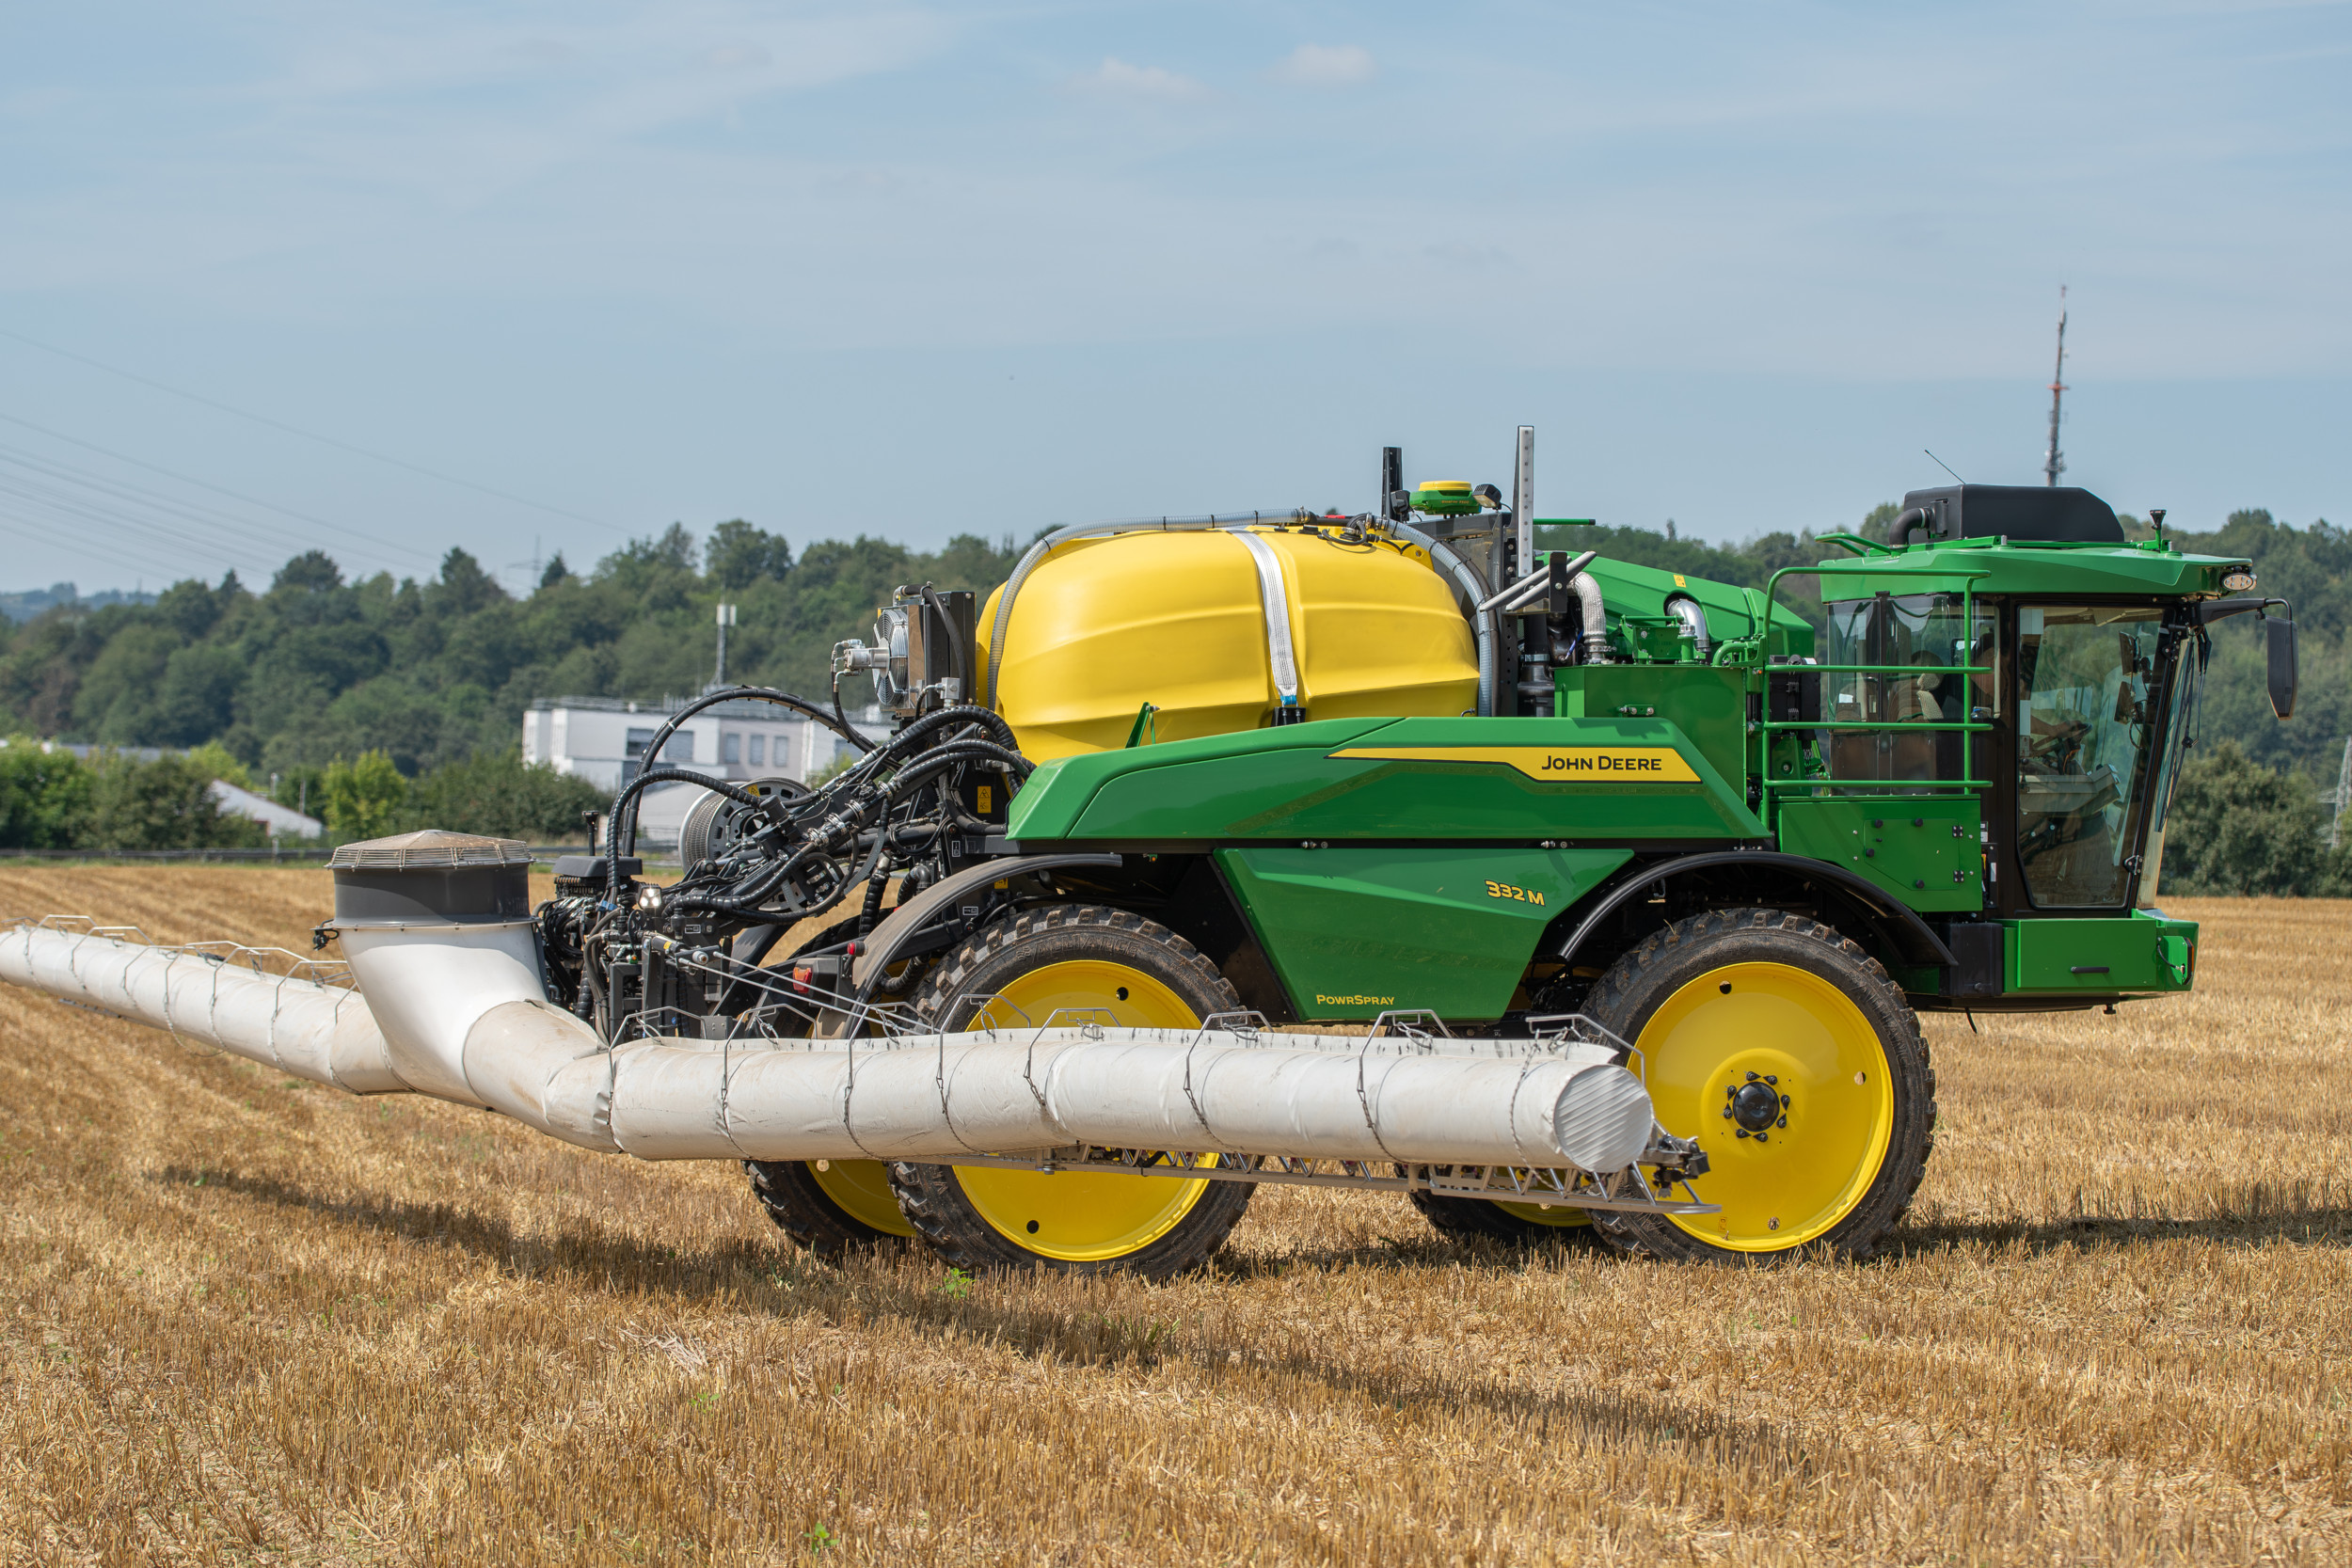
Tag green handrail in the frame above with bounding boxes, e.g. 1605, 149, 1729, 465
1757, 560, 1998, 820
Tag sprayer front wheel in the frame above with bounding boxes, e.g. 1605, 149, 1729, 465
889, 905, 1254, 1279
1582, 908, 1934, 1264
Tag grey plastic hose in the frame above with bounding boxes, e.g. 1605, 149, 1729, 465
1665, 594, 1711, 657
1383, 519, 1496, 716
1571, 570, 1611, 663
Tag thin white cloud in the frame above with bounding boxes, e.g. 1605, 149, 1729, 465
1272, 44, 1375, 87
1066, 56, 1211, 103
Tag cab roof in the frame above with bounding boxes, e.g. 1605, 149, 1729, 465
1817, 483, 2252, 598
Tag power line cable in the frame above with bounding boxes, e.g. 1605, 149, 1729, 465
0, 325, 627, 534
0, 449, 415, 579
0, 410, 437, 565
0, 493, 228, 581
0, 475, 267, 578
0, 505, 248, 613
0, 449, 411, 577
0, 444, 419, 575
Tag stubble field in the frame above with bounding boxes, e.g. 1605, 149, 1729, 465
0, 865, 2346, 1565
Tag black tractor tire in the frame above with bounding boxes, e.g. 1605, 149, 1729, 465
738, 920, 918, 1254
1408, 1189, 1602, 1249
887, 904, 1255, 1279
744, 1158, 910, 1258
1582, 907, 1935, 1265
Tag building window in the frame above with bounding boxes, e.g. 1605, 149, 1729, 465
748, 734, 765, 766
663, 732, 695, 763
722, 732, 742, 765
625, 727, 656, 761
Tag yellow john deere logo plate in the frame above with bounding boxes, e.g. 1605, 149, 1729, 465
1329, 746, 1700, 782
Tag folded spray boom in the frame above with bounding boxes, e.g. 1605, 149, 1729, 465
0, 918, 1706, 1210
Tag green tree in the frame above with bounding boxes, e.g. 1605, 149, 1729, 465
320, 751, 408, 841
85, 752, 265, 850
271, 549, 343, 597
2156, 740, 2343, 895
184, 740, 254, 790
0, 742, 91, 848
706, 519, 794, 591
430, 547, 506, 617
401, 749, 605, 841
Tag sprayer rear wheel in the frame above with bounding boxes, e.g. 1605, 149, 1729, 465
888, 905, 1254, 1279
1582, 907, 1934, 1264
1409, 1187, 1599, 1247
740, 918, 918, 1254
744, 1158, 915, 1256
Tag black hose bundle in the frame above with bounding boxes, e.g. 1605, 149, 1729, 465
629, 704, 1031, 925
606, 768, 776, 904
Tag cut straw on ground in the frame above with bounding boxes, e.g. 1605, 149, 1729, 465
0, 866, 2344, 1564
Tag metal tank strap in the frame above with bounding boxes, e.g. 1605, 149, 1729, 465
1231, 530, 1303, 714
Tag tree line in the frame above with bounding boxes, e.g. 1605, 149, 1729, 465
0, 505, 2341, 889
0, 741, 608, 849
0, 520, 1022, 781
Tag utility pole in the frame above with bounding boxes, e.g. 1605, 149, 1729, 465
2043, 286, 2068, 487
2332, 736, 2352, 849
713, 602, 737, 689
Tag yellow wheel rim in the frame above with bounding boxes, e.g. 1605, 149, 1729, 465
951, 958, 1212, 1262
1640, 961, 1894, 1252
1494, 1199, 1593, 1229
808, 1159, 915, 1238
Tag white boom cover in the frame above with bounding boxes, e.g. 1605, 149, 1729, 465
0, 924, 1655, 1174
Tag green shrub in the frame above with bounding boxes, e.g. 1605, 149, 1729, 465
2157, 740, 2352, 895
320, 751, 407, 842
0, 741, 92, 848
84, 752, 266, 850
400, 749, 606, 842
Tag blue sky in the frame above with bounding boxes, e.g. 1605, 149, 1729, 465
1, 1, 2346, 592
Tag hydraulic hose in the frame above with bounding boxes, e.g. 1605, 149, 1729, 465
865, 705, 1020, 765
611, 768, 771, 900
825, 707, 1020, 798
666, 736, 1024, 919
635, 685, 877, 782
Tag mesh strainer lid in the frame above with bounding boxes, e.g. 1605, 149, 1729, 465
326, 830, 532, 870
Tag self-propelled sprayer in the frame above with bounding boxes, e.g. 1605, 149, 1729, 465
1, 429, 2291, 1275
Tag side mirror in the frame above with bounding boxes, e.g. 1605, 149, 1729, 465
2267, 614, 2297, 720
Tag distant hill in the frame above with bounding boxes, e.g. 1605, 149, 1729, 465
0, 523, 1021, 781
1, 582, 157, 624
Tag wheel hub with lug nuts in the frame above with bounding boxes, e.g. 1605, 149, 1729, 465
1723, 1070, 1792, 1141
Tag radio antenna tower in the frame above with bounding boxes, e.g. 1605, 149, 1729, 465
2042, 286, 2068, 486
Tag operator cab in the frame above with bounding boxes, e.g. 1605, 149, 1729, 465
1815, 484, 2285, 921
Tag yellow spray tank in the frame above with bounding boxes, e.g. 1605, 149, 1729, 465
977, 514, 1488, 761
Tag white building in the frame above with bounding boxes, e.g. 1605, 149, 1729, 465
521, 696, 894, 847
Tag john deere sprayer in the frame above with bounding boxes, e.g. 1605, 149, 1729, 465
0, 429, 2296, 1275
